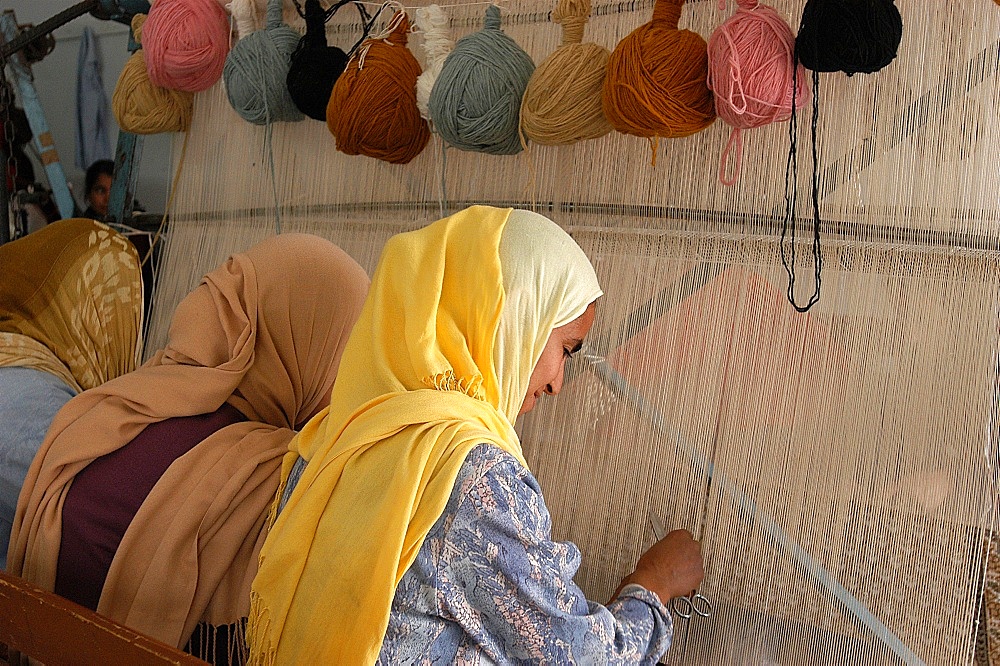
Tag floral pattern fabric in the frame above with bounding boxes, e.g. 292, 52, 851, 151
376, 444, 672, 665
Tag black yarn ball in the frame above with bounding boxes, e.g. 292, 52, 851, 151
286, 0, 350, 121
796, 0, 903, 76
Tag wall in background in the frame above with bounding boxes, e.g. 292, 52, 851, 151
4, 2, 172, 215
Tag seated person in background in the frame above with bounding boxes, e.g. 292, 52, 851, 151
249, 206, 703, 664
80, 159, 114, 220
0, 218, 143, 570
9, 233, 370, 665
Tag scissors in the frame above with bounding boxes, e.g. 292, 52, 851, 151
648, 512, 712, 620
649, 511, 711, 663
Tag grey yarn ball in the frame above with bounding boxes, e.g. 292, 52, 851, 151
223, 0, 304, 125
428, 5, 535, 155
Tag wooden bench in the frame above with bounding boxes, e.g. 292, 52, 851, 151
0, 571, 205, 665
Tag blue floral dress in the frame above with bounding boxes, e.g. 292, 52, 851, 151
281, 445, 672, 664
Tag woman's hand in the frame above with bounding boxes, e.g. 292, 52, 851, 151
615, 529, 704, 604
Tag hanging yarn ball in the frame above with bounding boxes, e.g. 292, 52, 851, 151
707, 0, 810, 185
113, 14, 194, 134
520, 0, 612, 145
327, 11, 430, 164
142, 0, 230, 92
286, 0, 351, 121
414, 4, 454, 122
795, 0, 903, 75
428, 5, 535, 155
223, 0, 304, 125
603, 0, 715, 140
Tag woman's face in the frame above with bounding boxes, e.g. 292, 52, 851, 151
519, 302, 596, 416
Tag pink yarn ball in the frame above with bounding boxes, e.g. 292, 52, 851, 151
707, 0, 810, 185
143, 0, 231, 93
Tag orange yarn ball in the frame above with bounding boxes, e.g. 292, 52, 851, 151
326, 12, 430, 165
602, 0, 715, 139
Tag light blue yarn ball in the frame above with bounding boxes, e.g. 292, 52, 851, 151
223, 0, 304, 125
428, 5, 535, 155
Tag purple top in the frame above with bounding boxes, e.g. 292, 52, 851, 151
56, 402, 247, 610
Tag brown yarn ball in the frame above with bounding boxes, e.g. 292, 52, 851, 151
326, 12, 430, 165
602, 0, 715, 139
520, 0, 612, 145
112, 15, 194, 135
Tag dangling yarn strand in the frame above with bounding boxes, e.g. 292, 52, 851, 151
414, 4, 455, 123
781, 61, 822, 313
781, 0, 903, 311
520, 0, 613, 146
112, 14, 194, 135
428, 5, 536, 155
327, 8, 431, 164
142, 0, 230, 92
286, 0, 357, 121
707, 0, 809, 185
602, 0, 716, 150
223, 0, 305, 125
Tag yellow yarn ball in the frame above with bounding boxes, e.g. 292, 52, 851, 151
520, 0, 612, 145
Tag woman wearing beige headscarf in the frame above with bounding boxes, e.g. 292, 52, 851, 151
0, 218, 143, 571
8, 233, 369, 664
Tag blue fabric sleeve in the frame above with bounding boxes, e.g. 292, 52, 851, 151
0, 367, 76, 570
380, 445, 672, 664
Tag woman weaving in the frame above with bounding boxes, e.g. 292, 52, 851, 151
9, 233, 370, 664
249, 206, 703, 664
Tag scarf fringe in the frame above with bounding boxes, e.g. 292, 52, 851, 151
422, 370, 485, 401
246, 589, 277, 666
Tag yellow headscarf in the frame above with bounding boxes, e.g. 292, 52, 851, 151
0, 218, 143, 392
248, 206, 602, 664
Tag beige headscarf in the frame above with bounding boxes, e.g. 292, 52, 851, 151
8, 233, 370, 654
0, 218, 143, 392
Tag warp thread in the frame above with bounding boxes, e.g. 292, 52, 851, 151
707, 0, 809, 185
286, 0, 361, 121
781, 0, 903, 312
112, 14, 194, 135
414, 4, 455, 123
428, 5, 535, 155
520, 0, 613, 146
602, 0, 716, 146
327, 11, 431, 164
142, 0, 230, 92
223, 0, 305, 125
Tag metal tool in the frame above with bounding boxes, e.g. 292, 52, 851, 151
649, 510, 712, 662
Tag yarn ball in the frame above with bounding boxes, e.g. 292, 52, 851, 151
428, 5, 536, 155
223, 0, 304, 125
327, 12, 430, 164
113, 15, 194, 134
142, 0, 230, 93
707, 0, 809, 185
287, 0, 350, 121
414, 4, 454, 122
520, 0, 612, 145
795, 0, 903, 75
602, 0, 716, 139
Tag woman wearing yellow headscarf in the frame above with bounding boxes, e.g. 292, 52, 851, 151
249, 206, 704, 664
0, 218, 143, 570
